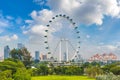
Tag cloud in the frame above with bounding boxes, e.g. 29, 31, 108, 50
33, 0, 47, 6
0, 34, 18, 42
11, 34, 18, 40
29, 9, 54, 24
6, 16, 14, 20
0, 13, 12, 27
47, 0, 120, 25
31, 25, 47, 35
0, 13, 14, 35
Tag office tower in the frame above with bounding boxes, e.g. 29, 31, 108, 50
4, 45, 10, 59
63, 52, 67, 61
17, 43, 24, 49
35, 51, 40, 61
40, 54, 47, 60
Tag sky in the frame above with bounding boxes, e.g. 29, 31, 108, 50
1, 0, 120, 60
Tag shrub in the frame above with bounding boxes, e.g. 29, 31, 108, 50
85, 66, 103, 78
13, 68, 31, 80
0, 70, 12, 80
96, 73, 120, 80
110, 66, 120, 75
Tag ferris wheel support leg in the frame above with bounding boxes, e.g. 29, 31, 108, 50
66, 40, 69, 62
59, 40, 62, 62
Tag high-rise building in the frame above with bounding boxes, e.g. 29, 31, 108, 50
4, 45, 10, 59
40, 54, 47, 60
63, 52, 67, 61
17, 43, 24, 49
35, 51, 40, 61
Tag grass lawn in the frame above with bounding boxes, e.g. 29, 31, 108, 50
32, 75, 95, 80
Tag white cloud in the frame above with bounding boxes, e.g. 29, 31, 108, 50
11, 34, 18, 40
0, 13, 12, 27
6, 16, 14, 20
0, 20, 9, 27
29, 9, 54, 24
24, 9, 55, 36
47, 0, 120, 25
33, 0, 46, 6
0, 34, 18, 42
101, 45, 117, 51
31, 25, 47, 35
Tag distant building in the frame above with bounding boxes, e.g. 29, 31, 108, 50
40, 54, 47, 60
17, 43, 24, 49
88, 53, 118, 62
63, 52, 67, 61
0, 56, 3, 62
35, 51, 40, 61
4, 45, 10, 59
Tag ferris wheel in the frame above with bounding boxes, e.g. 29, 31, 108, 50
44, 14, 81, 62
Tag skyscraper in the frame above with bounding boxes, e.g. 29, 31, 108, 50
35, 51, 40, 61
17, 43, 24, 49
40, 54, 47, 61
4, 45, 10, 59
63, 52, 67, 61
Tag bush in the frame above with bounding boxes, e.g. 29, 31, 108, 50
96, 73, 120, 80
110, 66, 120, 75
0, 70, 12, 80
85, 66, 103, 78
13, 68, 31, 80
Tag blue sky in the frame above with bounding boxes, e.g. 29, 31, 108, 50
1, 0, 120, 59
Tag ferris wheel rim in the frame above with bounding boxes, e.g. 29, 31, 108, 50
44, 14, 81, 61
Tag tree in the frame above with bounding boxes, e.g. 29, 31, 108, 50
10, 48, 32, 68
10, 48, 22, 60
0, 59, 25, 74
110, 66, 120, 75
102, 62, 120, 73
0, 59, 31, 80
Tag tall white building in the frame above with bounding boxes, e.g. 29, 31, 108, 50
4, 45, 10, 59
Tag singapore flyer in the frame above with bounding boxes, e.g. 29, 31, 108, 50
44, 14, 82, 62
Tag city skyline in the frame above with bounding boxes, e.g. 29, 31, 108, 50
1, 0, 120, 59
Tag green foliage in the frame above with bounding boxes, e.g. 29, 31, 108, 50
0, 70, 12, 80
91, 61, 100, 66
0, 59, 31, 80
110, 66, 120, 75
10, 48, 32, 68
53, 66, 84, 75
31, 62, 84, 76
13, 68, 31, 80
102, 62, 120, 74
10, 48, 23, 60
31, 62, 49, 76
0, 59, 25, 74
85, 66, 103, 78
